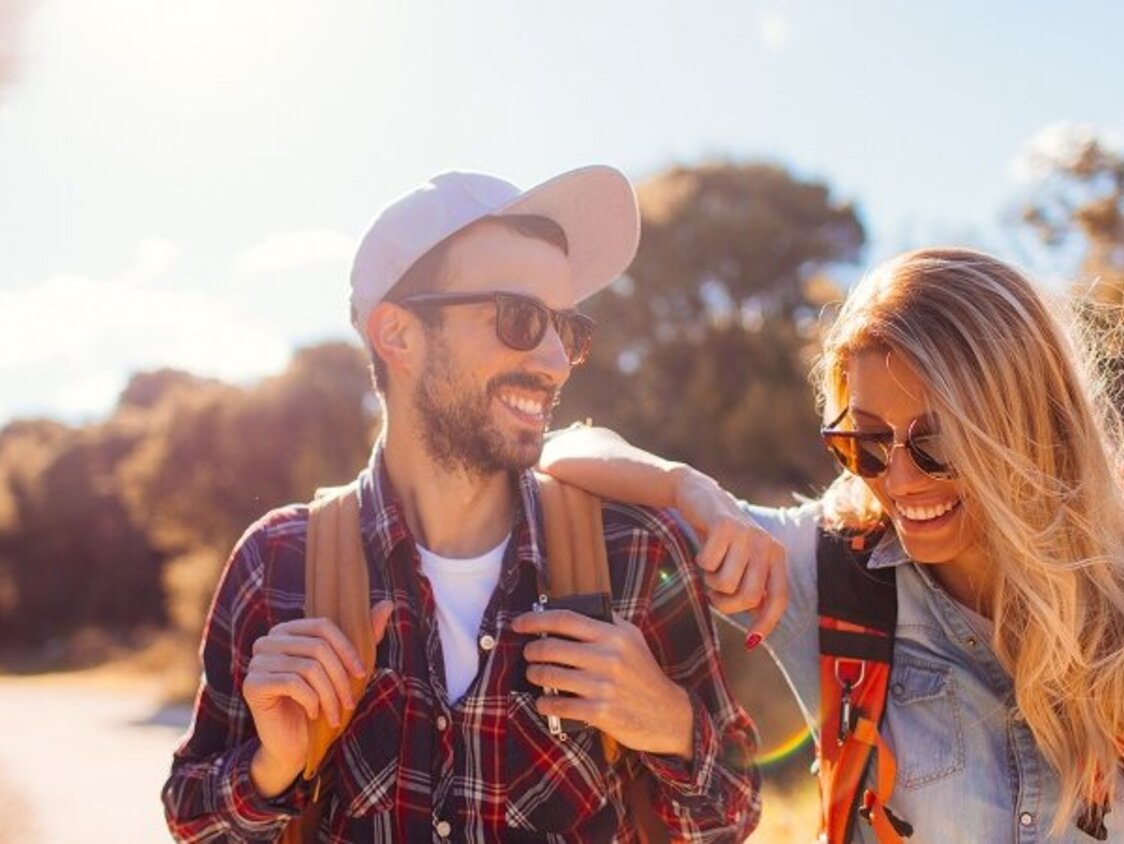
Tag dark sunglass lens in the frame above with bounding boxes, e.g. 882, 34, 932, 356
558, 315, 594, 364
855, 436, 891, 476
497, 297, 548, 351
910, 433, 952, 477
823, 434, 863, 476
823, 431, 892, 477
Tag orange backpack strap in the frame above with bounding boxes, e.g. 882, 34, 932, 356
816, 526, 912, 844
282, 482, 375, 844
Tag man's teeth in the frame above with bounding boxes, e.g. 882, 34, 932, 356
501, 394, 545, 417
898, 500, 958, 522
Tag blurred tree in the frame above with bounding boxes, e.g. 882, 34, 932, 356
1016, 124, 1124, 405
557, 161, 865, 497
0, 342, 378, 646
119, 342, 378, 637
0, 418, 165, 643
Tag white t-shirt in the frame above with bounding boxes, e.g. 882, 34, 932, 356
417, 535, 509, 703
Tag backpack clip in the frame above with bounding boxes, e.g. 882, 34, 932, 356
834, 658, 865, 746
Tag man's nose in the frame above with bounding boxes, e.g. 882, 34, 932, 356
527, 321, 572, 384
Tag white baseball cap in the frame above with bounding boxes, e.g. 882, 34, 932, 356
349, 165, 640, 334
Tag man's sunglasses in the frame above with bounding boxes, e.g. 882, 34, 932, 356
820, 408, 955, 480
394, 291, 595, 366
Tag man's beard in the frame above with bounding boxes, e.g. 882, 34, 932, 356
414, 338, 557, 476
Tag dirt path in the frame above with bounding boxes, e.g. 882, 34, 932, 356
0, 673, 191, 843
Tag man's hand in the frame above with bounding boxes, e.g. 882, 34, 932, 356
511, 609, 695, 760
244, 601, 394, 798
672, 467, 788, 647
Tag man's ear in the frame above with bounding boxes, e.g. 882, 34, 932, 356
367, 302, 424, 376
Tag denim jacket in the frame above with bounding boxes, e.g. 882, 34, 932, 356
734, 501, 1121, 844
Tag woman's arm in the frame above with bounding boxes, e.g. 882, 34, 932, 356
540, 425, 788, 641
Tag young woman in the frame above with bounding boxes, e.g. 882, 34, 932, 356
541, 248, 1124, 841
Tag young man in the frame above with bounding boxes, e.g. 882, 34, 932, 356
162, 166, 761, 842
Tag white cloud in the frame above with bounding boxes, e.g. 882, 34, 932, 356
234, 229, 353, 278
0, 239, 291, 423
52, 369, 129, 420
760, 13, 789, 51
130, 236, 181, 283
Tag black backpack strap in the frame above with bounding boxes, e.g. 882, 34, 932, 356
816, 527, 896, 637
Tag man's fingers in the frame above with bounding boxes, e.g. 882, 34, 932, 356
251, 653, 350, 725
525, 664, 601, 698
262, 617, 365, 677
370, 600, 394, 646
511, 609, 611, 641
245, 671, 321, 722
252, 633, 361, 700
523, 636, 606, 671
533, 693, 601, 729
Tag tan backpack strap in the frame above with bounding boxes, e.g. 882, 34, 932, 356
533, 473, 620, 765
534, 473, 611, 599
302, 481, 375, 781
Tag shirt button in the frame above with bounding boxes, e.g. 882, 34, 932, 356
1020, 812, 1034, 827
436, 819, 452, 838
436, 715, 448, 731
479, 633, 497, 651
965, 635, 979, 648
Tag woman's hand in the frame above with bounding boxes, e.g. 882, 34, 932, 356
672, 467, 788, 646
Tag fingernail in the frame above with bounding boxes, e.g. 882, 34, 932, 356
744, 631, 763, 651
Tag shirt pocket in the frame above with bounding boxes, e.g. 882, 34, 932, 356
887, 658, 966, 790
331, 668, 407, 818
505, 690, 611, 832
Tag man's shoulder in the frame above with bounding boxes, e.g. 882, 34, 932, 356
223, 502, 313, 590
599, 501, 695, 580
600, 500, 690, 546
237, 502, 312, 552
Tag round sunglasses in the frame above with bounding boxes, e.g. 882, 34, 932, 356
820, 408, 955, 480
394, 291, 595, 366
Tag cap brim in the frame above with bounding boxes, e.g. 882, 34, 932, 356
496, 165, 640, 303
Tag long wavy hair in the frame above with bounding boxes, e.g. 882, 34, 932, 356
814, 247, 1124, 829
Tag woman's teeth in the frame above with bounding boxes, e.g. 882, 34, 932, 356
897, 499, 958, 522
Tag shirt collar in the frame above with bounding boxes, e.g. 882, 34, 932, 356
357, 442, 548, 584
866, 529, 913, 570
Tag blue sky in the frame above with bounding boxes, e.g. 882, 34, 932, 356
1, 0, 1121, 424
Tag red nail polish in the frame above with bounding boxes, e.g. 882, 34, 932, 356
744, 632, 763, 651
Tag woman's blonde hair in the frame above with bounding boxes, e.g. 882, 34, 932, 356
814, 247, 1124, 829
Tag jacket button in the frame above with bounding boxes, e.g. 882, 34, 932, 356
1020, 812, 1033, 827
479, 633, 497, 651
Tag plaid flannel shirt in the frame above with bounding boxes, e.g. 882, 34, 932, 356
162, 446, 760, 842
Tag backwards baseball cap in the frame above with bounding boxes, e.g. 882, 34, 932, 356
349, 165, 640, 335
